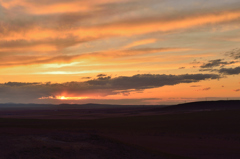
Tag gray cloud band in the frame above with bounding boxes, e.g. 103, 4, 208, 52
0, 73, 221, 103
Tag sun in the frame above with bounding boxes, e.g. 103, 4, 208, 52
53, 96, 89, 100
60, 96, 66, 100
39, 95, 90, 100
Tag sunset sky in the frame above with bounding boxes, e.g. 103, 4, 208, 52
0, 0, 240, 105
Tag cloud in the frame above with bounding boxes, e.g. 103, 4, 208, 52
178, 67, 185, 69
0, 47, 189, 67
0, 0, 145, 41
3, 82, 40, 87
234, 89, 240, 92
225, 48, 240, 59
196, 87, 211, 91
218, 66, 240, 75
86, 74, 221, 90
200, 59, 237, 68
2, 3, 240, 42
0, 36, 94, 51
97, 74, 107, 77
194, 48, 240, 74
199, 68, 219, 72
190, 85, 201, 87
199, 66, 240, 75
123, 38, 157, 49
0, 73, 221, 103
0, 0, 132, 15
202, 87, 211, 91
81, 77, 91, 79
197, 50, 239, 73
92, 9, 240, 37
1, 1, 240, 71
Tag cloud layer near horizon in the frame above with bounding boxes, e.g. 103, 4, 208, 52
0, 73, 220, 103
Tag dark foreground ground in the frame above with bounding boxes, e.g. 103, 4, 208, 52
0, 100, 240, 159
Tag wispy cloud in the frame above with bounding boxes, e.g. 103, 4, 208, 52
1, 2, 240, 41
225, 48, 240, 59
0, 47, 190, 67
123, 39, 157, 49
202, 87, 211, 91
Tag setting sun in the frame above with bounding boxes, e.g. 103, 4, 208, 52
56, 96, 89, 100
60, 96, 66, 100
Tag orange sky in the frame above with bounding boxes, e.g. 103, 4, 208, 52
0, 0, 240, 104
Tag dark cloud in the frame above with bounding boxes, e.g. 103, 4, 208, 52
202, 87, 211, 91
178, 67, 185, 69
96, 74, 111, 80
86, 74, 221, 90
190, 85, 201, 87
97, 74, 107, 77
81, 77, 91, 79
0, 73, 221, 103
197, 55, 238, 73
4, 82, 40, 86
199, 68, 218, 72
199, 65, 240, 76
200, 59, 236, 68
196, 87, 211, 91
121, 91, 131, 96
218, 66, 240, 75
234, 89, 240, 92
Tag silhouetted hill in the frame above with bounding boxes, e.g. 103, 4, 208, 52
0, 103, 163, 110
158, 100, 240, 112
0, 100, 240, 119
0, 100, 240, 111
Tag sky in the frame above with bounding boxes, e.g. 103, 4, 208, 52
0, 0, 240, 105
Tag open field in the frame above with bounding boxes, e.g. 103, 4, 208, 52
0, 101, 240, 158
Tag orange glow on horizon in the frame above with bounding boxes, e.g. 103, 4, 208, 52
39, 96, 89, 100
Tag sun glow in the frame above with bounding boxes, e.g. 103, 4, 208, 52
57, 96, 90, 100
39, 96, 89, 100
60, 96, 66, 100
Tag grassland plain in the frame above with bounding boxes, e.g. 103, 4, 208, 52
0, 101, 240, 158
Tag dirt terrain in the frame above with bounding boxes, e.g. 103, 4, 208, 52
0, 100, 240, 159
